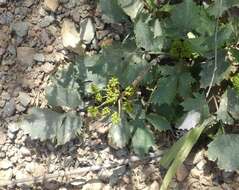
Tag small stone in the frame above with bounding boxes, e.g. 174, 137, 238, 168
16, 104, 26, 112
18, 92, 31, 107
33, 53, 45, 62
0, 0, 7, 6
0, 168, 13, 185
44, 0, 59, 12
40, 15, 55, 27
80, 18, 95, 44
8, 123, 19, 134
12, 22, 29, 37
25, 162, 46, 177
61, 19, 83, 54
0, 159, 13, 170
191, 167, 202, 179
82, 180, 104, 190
149, 181, 160, 190
176, 164, 189, 182
19, 147, 31, 156
193, 150, 204, 165
196, 160, 205, 171
0, 152, 6, 159
0, 130, 7, 145
15, 170, 31, 182
17, 47, 36, 66
2, 99, 16, 117
23, 0, 34, 7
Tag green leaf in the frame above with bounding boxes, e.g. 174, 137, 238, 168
225, 88, 239, 120
150, 76, 177, 105
131, 120, 154, 156
151, 66, 195, 105
181, 93, 210, 119
134, 15, 164, 52
160, 125, 205, 190
108, 115, 131, 149
200, 51, 232, 88
19, 108, 82, 145
99, 0, 128, 23
118, 0, 143, 20
46, 84, 82, 108
146, 113, 171, 131
90, 41, 147, 87
209, 0, 239, 17
160, 117, 214, 190
169, 0, 201, 35
208, 134, 239, 171
178, 72, 195, 98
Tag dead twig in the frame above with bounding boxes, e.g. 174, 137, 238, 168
0, 153, 162, 187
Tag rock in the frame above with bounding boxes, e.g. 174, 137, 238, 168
149, 181, 160, 190
16, 104, 27, 112
196, 160, 205, 171
0, 159, 13, 170
176, 164, 189, 182
0, 168, 13, 185
82, 180, 104, 190
8, 123, 19, 134
33, 53, 45, 62
19, 147, 31, 156
40, 62, 55, 73
12, 22, 29, 37
40, 15, 55, 27
2, 99, 16, 117
25, 162, 46, 177
0, 30, 9, 48
44, 0, 59, 12
193, 150, 204, 165
0, 152, 6, 159
80, 18, 95, 44
0, 12, 13, 25
17, 47, 35, 66
0, 130, 7, 145
15, 169, 31, 182
0, 0, 6, 6
61, 19, 83, 54
23, 0, 34, 7
18, 92, 31, 107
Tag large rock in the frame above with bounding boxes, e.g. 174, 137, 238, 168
44, 0, 59, 12
17, 47, 35, 66
61, 19, 83, 54
18, 92, 31, 107
80, 18, 95, 44
0, 159, 13, 170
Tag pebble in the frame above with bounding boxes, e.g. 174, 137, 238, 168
0, 159, 13, 170
17, 47, 36, 66
44, 0, 59, 12
19, 147, 31, 156
61, 19, 83, 54
80, 17, 96, 44
40, 15, 55, 27
34, 53, 45, 62
0, 130, 7, 145
8, 123, 19, 134
12, 22, 29, 37
0, 168, 13, 184
2, 99, 16, 117
23, 0, 34, 7
18, 92, 31, 107
0, 0, 6, 6
176, 164, 189, 182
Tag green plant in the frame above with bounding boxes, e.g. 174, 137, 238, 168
18, 0, 239, 189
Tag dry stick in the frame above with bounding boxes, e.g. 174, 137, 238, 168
0, 154, 162, 187
206, 0, 222, 98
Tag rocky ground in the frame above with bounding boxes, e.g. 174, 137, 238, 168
0, 0, 239, 189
